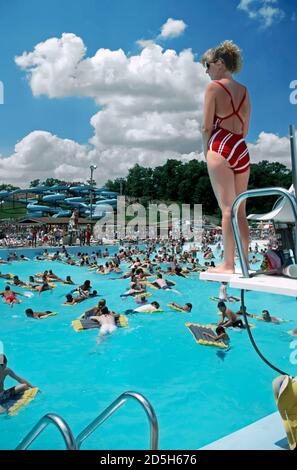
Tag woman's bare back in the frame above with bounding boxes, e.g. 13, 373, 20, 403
214, 78, 250, 135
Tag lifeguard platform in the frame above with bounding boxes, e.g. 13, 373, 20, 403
199, 126, 297, 450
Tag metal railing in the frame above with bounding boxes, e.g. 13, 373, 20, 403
16, 413, 77, 450
75, 391, 159, 450
231, 187, 297, 277
16, 391, 158, 450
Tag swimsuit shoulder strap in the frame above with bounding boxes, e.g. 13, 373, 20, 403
235, 87, 247, 113
214, 80, 236, 111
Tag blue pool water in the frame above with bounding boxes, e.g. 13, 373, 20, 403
0, 247, 296, 449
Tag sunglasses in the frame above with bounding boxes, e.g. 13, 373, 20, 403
205, 59, 218, 70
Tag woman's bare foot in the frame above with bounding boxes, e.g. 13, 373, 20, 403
207, 264, 235, 274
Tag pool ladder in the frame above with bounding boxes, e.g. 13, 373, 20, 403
15, 391, 159, 450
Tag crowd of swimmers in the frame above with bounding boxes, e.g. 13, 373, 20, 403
1, 239, 296, 409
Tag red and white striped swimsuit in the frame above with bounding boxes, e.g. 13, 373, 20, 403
208, 81, 250, 174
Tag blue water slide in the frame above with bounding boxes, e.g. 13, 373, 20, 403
64, 197, 86, 205
17, 198, 38, 205
27, 204, 53, 212
25, 186, 51, 194
49, 185, 70, 191
84, 209, 105, 219
69, 185, 93, 193
26, 211, 44, 218
95, 198, 117, 207
93, 187, 106, 194
0, 190, 11, 199
9, 188, 31, 195
52, 210, 71, 218
42, 193, 66, 202
100, 191, 119, 198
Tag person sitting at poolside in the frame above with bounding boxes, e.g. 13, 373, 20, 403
0, 286, 25, 305
82, 299, 106, 318
0, 354, 34, 413
217, 301, 244, 328
170, 302, 192, 312
25, 308, 55, 319
203, 326, 230, 345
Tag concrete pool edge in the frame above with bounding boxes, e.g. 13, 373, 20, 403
199, 411, 288, 450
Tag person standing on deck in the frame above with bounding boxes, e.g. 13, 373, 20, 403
201, 41, 251, 274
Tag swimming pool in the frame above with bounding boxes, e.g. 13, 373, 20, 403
0, 247, 296, 449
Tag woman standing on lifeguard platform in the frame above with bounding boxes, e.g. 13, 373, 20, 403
201, 41, 251, 274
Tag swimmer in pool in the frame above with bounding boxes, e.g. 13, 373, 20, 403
203, 326, 230, 344
0, 272, 13, 279
88, 307, 117, 343
170, 302, 192, 312
217, 301, 244, 328
25, 308, 55, 319
0, 286, 25, 306
261, 309, 285, 323
126, 301, 160, 314
0, 354, 34, 414
63, 276, 75, 285
134, 295, 148, 304
82, 299, 106, 318
9, 275, 28, 287
65, 290, 98, 305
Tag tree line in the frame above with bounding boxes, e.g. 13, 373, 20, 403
105, 160, 292, 215
0, 160, 292, 216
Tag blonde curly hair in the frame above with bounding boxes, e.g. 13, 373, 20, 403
201, 40, 242, 74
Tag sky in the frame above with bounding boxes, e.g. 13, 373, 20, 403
0, 0, 296, 187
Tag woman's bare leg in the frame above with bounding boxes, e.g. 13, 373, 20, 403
206, 151, 237, 273
234, 170, 250, 261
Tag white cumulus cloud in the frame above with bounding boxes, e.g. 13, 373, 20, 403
237, 0, 285, 28
7, 32, 206, 186
159, 18, 187, 39
0, 29, 290, 189
0, 131, 92, 186
248, 131, 291, 166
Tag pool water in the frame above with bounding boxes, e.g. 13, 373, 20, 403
0, 248, 296, 450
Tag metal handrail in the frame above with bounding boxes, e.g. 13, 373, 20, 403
231, 187, 297, 277
16, 413, 77, 450
75, 391, 159, 450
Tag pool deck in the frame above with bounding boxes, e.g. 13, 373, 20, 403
200, 412, 288, 450
200, 271, 297, 297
